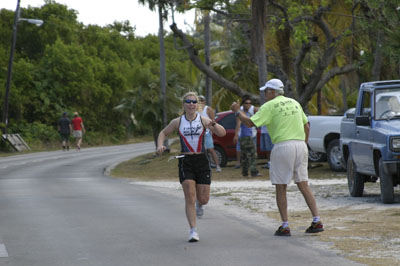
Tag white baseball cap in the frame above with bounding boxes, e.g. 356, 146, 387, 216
259, 79, 284, 91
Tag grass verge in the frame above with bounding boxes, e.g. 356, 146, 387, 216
111, 140, 345, 181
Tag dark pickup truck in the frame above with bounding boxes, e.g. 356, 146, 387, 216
341, 80, 400, 203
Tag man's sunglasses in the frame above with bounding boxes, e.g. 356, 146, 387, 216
184, 99, 198, 104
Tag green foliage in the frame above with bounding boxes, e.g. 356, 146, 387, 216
1, 0, 400, 148
9, 121, 59, 145
115, 72, 185, 137
347, 0, 400, 82
0, 2, 198, 147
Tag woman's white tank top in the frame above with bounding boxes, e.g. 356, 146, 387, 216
178, 113, 205, 153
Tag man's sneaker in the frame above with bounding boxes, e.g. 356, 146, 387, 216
234, 164, 241, 169
262, 162, 270, 169
216, 166, 222, 172
274, 226, 291, 236
196, 201, 204, 218
251, 172, 262, 177
305, 221, 324, 233
188, 230, 199, 242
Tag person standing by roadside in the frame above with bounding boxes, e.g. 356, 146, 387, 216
72, 112, 85, 150
157, 92, 226, 242
231, 79, 324, 236
234, 100, 256, 169
197, 95, 222, 173
233, 95, 260, 177
57, 112, 72, 151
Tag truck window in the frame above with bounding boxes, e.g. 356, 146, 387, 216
375, 88, 400, 119
360, 91, 371, 116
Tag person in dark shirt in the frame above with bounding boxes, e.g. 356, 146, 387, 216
58, 112, 72, 151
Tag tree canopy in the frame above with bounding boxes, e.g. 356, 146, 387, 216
1, 0, 399, 147
0, 1, 198, 146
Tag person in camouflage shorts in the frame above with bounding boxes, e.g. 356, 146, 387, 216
233, 95, 260, 177
240, 135, 259, 176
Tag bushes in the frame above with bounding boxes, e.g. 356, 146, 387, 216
9, 121, 59, 146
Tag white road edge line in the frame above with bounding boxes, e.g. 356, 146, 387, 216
0, 243, 9, 257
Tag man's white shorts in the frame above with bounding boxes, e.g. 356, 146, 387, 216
73, 130, 82, 138
270, 140, 308, 184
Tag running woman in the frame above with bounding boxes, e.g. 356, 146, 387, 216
157, 92, 226, 242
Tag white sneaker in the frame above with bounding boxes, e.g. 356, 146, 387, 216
188, 230, 199, 242
216, 165, 222, 172
262, 162, 270, 169
196, 200, 204, 218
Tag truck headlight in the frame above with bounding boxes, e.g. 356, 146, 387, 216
390, 137, 400, 151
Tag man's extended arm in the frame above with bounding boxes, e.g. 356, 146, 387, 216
230, 102, 256, 128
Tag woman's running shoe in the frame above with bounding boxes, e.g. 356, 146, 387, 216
188, 230, 199, 242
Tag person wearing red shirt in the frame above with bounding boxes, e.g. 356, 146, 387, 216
72, 112, 85, 150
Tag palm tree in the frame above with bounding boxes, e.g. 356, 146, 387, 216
251, 0, 268, 103
138, 0, 170, 149
203, 10, 212, 105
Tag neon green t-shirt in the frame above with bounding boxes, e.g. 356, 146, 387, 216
251, 95, 308, 144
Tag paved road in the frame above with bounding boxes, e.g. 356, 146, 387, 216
0, 143, 361, 266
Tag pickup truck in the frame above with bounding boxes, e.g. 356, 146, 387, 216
341, 80, 400, 203
213, 110, 345, 171
308, 115, 345, 171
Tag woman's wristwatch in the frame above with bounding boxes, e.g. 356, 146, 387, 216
234, 110, 240, 117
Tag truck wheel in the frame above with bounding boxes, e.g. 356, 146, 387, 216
308, 148, 326, 162
347, 157, 364, 197
327, 139, 345, 172
379, 158, 395, 204
214, 145, 227, 167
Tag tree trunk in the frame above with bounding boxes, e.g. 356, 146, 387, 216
340, 77, 348, 112
170, 19, 359, 108
170, 23, 254, 101
371, 29, 384, 81
251, 0, 267, 103
204, 11, 212, 105
158, 4, 168, 150
317, 90, 322, 115
276, 27, 292, 78
152, 127, 158, 151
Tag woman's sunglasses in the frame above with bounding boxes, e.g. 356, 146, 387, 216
184, 99, 198, 104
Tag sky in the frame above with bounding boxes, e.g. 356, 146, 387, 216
1, 0, 195, 36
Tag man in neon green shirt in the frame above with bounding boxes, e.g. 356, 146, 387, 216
230, 79, 324, 237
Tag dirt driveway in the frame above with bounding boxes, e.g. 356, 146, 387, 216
209, 177, 400, 266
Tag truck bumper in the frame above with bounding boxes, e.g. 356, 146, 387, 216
383, 161, 400, 175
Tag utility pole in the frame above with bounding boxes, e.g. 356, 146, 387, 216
3, 0, 43, 134
3, 0, 21, 134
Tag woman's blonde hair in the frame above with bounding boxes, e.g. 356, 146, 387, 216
181, 92, 198, 115
182, 91, 198, 103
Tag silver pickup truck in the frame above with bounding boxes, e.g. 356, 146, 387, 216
308, 115, 345, 172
